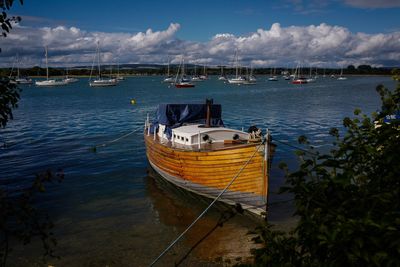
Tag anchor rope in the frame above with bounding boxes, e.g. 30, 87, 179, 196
92, 129, 139, 150
149, 140, 266, 267
272, 139, 319, 156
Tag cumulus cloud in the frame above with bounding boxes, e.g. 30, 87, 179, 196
1, 22, 399, 68
0, 23, 182, 67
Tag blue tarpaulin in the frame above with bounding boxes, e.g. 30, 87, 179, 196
151, 104, 224, 139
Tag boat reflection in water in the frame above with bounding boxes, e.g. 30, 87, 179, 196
145, 167, 259, 265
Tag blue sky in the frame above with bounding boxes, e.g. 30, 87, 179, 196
2, 0, 400, 67
11, 0, 400, 40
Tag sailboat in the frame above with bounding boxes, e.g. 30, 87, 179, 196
268, 67, 278, 81
116, 62, 125, 81
9, 54, 33, 85
199, 65, 208, 80
174, 58, 195, 88
243, 66, 256, 85
306, 67, 316, 83
337, 68, 347, 80
63, 67, 79, 83
228, 51, 246, 84
191, 63, 203, 82
218, 65, 227, 81
163, 57, 174, 83
291, 64, 308, 84
89, 41, 118, 87
35, 46, 68, 87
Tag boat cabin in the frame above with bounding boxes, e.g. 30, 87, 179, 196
148, 101, 258, 150
159, 124, 249, 146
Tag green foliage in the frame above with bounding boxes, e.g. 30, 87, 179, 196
250, 77, 400, 266
0, 78, 20, 128
0, 1, 22, 49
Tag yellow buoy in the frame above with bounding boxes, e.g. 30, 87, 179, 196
130, 99, 136, 105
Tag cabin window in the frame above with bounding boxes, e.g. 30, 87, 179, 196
181, 136, 184, 141
185, 138, 188, 142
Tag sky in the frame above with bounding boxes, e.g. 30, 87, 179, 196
1, 0, 400, 68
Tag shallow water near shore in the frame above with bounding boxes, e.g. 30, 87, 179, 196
0, 75, 395, 266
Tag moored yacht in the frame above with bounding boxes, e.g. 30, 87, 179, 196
89, 42, 118, 87
144, 99, 275, 216
35, 46, 68, 87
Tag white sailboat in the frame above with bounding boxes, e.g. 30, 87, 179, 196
63, 67, 79, 83
9, 54, 33, 84
228, 51, 246, 84
268, 67, 278, 81
116, 62, 125, 81
337, 68, 347, 80
162, 57, 174, 83
199, 65, 208, 80
218, 65, 227, 80
35, 47, 68, 87
243, 66, 256, 85
306, 67, 316, 83
191, 63, 203, 82
89, 41, 118, 87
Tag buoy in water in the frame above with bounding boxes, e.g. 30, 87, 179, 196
130, 99, 136, 105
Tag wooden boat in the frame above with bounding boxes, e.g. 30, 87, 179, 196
144, 99, 274, 216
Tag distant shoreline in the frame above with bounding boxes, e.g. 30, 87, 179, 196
19, 74, 394, 78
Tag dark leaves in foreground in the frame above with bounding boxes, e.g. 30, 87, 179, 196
248, 72, 400, 266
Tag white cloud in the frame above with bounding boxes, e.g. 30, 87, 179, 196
344, 0, 400, 8
0, 22, 399, 68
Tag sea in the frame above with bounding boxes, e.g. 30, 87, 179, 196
0, 75, 396, 266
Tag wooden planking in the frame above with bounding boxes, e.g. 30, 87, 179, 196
144, 133, 267, 196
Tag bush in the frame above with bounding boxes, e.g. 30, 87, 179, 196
250, 75, 400, 266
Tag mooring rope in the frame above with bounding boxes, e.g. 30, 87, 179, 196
149, 140, 265, 266
272, 139, 319, 156
91, 129, 139, 151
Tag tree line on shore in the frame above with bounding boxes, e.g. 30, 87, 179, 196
0, 64, 396, 77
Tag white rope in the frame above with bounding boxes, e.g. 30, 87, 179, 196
93, 129, 138, 149
149, 141, 265, 266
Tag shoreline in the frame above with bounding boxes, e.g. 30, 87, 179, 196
17, 74, 394, 78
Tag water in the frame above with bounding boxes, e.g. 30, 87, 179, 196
0, 76, 396, 266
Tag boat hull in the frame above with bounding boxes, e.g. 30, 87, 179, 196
292, 80, 308, 84
175, 83, 195, 88
144, 133, 269, 215
35, 80, 68, 87
89, 79, 118, 87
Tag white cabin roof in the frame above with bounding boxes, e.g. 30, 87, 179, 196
172, 124, 244, 136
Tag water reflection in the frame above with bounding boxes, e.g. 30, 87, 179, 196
145, 166, 260, 265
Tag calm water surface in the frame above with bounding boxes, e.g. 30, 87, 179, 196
0, 76, 396, 266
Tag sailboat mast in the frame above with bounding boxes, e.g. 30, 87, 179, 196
45, 46, 49, 80
182, 58, 185, 78
235, 51, 239, 78
97, 41, 101, 78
